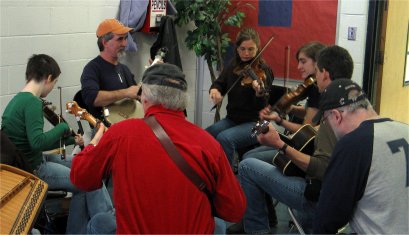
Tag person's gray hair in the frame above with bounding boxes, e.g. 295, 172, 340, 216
338, 91, 373, 113
97, 32, 114, 52
142, 83, 188, 111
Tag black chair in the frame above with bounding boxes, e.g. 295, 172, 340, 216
73, 90, 87, 111
1, 130, 32, 173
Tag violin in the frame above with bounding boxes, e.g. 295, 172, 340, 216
234, 62, 267, 89
41, 99, 76, 137
235, 35, 276, 92
210, 35, 274, 111
271, 76, 316, 114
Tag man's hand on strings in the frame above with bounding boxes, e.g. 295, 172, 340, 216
256, 122, 283, 149
127, 85, 141, 99
259, 106, 280, 123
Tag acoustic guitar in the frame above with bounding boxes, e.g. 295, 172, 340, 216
251, 121, 317, 177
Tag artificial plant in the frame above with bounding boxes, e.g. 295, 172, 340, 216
174, 0, 251, 122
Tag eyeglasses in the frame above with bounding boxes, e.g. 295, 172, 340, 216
322, 109, 345, 124
322, 110, 332, 124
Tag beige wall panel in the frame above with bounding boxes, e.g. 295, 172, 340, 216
379, 0, 409, 123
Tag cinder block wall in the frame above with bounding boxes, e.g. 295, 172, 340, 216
0, 0, 369, 131
336, 0, 369, 86
0, 0, 197, 136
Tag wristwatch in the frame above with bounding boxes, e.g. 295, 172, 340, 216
279, 143, 288, 155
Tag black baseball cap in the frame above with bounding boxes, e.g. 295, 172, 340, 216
313, 79, 366, 123
142, 63, 187, 91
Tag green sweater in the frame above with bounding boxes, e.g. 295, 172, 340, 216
1, 92, 74, 171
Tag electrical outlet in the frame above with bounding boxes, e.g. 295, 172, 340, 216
348, 27, 357, 41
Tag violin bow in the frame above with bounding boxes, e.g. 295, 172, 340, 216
210, 34, 275, 111
58, 86, 66, 160
284, 45, 291, 93
248, 34, 275, 69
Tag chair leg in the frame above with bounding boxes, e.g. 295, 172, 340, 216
287, 207, 305, 235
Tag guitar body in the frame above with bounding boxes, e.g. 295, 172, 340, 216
103, 99, 143, 125
273, 124, 317, 177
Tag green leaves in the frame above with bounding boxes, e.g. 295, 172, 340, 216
174, 0, 247, 74
224, 12, 245, 27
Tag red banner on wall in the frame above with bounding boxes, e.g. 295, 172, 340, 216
223, 0, 338, 80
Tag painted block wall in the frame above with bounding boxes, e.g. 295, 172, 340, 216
0, 0, 197, 138
336, 0, 369, 86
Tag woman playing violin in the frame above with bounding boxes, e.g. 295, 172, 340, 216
206, 28, 274, 168
1, 54, 114, 234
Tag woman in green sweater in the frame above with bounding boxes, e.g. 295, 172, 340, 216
1, 54, 115, 234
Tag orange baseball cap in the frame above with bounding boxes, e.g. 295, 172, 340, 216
96, 19, 133, 37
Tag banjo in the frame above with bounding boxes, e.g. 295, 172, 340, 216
102, 47, 168, 126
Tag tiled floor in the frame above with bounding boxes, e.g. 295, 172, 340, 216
225, 202, 302, 234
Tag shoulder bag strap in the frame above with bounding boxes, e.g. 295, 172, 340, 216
144, 116, 207, 192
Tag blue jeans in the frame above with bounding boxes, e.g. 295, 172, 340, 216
36, 154, 114, 234
242, 145, 277, 163
238, 158, 316, 233
205, 118, 258, 166
214, 217, 226, 234
87, 211, 117, 234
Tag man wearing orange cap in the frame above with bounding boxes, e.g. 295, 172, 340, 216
81, 19, 141, 123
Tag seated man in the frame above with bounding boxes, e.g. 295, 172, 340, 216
81, 19, 141, 124
313, 79, 409, 234
1, 54, 114, 234
70, 63, 246, 234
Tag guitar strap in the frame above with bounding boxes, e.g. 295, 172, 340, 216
144, 116, 215, 212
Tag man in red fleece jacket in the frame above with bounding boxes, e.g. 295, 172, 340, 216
71, 63, 246, 234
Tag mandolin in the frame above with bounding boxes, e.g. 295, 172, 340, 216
251, 121, 317, 177
66, 101, 107, 131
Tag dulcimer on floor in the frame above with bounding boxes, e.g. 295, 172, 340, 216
0, 164, 48, 234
